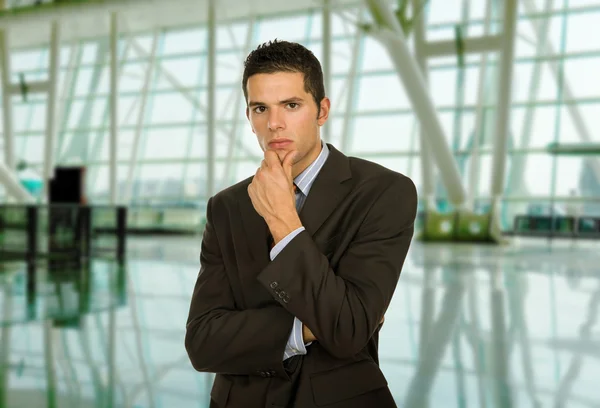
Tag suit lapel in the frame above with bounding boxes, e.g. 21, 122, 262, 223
299, 144, 353, 236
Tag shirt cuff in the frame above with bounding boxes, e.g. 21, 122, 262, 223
270, 226, 305, 260
283, 317, 310, 360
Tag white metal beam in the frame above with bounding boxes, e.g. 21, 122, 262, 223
489, 0, 518, 232
468, 0, 494, 209
0, 29, 14, 171
109, 12, 119, 205
322, 0, 332, 143
424, 34, 503, 58
0, 0, 363, 50
8, 80, 50, 94
206, 0, 216, 198
43, 21, 60, 202
364, 0, 467, 207
412, 0, 437, 211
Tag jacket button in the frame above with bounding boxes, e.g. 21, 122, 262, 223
270, 282, 278, 289
278, 291, 286, 298
260, 371, 267, 377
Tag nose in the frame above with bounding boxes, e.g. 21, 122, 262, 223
267, 108, 285, 131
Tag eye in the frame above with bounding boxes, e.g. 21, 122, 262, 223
253, 106, 266, 114
287, 102, 299, 109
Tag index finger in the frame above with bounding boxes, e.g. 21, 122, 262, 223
264, 150, 281, 167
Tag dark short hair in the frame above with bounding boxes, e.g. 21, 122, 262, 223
242, 39, 325, 115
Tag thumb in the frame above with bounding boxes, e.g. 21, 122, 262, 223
282, 150, 296, 178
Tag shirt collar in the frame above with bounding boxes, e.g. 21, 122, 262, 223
293, 141, 329, 197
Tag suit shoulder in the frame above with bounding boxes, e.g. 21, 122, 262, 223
348, 156, 415, 192
208, 176, 252, 208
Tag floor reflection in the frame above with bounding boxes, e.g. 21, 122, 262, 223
1, 237, 599, 407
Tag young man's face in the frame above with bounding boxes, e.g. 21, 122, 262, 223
245, 71, 330, 177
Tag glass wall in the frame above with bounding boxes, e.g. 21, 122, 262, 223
1, 0, 599, 230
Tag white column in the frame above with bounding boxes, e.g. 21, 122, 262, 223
206, 0, 216, 198
489, 0, 518, 224
43, 21, 60, 202
364, 0, 467, 207
468, 0, 494, 208
322, 0, 331, 143
0, 29, 14, 171
412, 0, 436, 211
109, 12, 119, 205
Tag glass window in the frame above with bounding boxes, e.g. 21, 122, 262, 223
148, 92, 195, 124
563, 57, 600, 99
356, 74, 411, 112
361, 36, 392, 73
256, 15, 312, 44
155, 57, 203, 90
12, 49, 46, 71
216, 52, 242, 86
510, 106, 558, 148
162, 28, 206, 56
143, 127, 192, 159
350, 114, 417, 153
217, 22, 251, 49
427, 0, 463, 24
565, 10, 600, 53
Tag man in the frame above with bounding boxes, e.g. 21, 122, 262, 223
185, 39, 417, 408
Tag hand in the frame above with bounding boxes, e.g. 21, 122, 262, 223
302, 324, 317, 344
248, 150, 302, 243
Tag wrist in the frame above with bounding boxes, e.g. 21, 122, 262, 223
267, 212, 303, 243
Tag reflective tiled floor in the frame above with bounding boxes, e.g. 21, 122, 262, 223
1, 236, 600, 407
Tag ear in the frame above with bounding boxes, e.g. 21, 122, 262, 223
317, 97, 331, 126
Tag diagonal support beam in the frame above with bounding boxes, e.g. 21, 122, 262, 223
0, 160, 34, 202
364, 0, 467, 207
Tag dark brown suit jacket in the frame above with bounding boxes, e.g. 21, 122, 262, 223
185, 143, 418, 408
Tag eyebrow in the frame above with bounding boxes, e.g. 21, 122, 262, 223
248, 97, 304, 107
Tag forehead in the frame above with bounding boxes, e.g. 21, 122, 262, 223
246, 71, 308, 101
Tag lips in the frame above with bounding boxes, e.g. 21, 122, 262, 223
269, 139, 293, 148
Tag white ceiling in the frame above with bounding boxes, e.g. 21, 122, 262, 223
0, 0, 363, 49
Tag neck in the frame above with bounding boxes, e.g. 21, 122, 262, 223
292, 141, 322, 179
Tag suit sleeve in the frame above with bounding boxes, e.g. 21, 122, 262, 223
185, 196, 296, 379
256, 176, 418, 359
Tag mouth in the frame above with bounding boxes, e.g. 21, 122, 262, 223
268, 139, 293, 149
